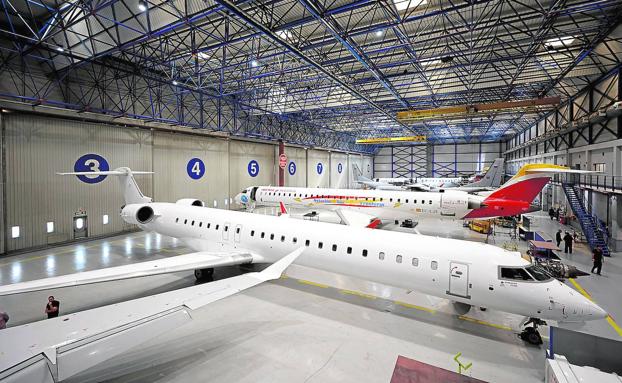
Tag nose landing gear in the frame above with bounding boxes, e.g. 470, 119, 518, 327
520, 317, 546, 345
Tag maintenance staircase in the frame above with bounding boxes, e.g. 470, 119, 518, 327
561, 183, 611, 257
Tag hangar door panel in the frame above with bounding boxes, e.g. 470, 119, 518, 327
448, 262, 470, 299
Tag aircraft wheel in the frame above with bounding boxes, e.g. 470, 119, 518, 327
194, 268, 214, 281
520, 327, 542, 345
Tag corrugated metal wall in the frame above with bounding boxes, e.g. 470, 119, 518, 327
329, 152, 348, 188
0, 114, 4, 255
283, 146, 307, 187
0, 113, 373, 254
3, 113, 153, 252
307, 149, 330, 188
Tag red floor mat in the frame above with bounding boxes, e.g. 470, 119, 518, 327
390, 355, 487, 383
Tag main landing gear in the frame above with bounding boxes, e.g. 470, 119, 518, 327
520, 317, 546, 345
194, 268, 214, 282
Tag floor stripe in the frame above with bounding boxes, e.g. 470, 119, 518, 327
297, 279, 330, 289
458, 315, 513, 331
569, 278, 622, 337
394, 300, 436, 314
340, 289, 377, 300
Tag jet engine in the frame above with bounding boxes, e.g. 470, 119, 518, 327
176, 198, 205, 207
121, 204, 156, 225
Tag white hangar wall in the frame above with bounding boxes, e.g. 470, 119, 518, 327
0, 112, 372, 254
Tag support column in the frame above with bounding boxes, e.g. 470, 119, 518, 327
610, 195, 622, 251
278, 140, 284, 187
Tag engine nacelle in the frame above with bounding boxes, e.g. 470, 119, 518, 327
121, 204, 156, 225
176, 198, 205, 207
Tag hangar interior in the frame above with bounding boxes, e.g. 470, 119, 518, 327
0, 0, 622, 382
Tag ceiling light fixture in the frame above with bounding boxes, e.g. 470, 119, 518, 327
138, 0, 147, 12
251, 60, 259, 67
375, 30, 384, 37
393, 0, 427, 12
172, 80, 179, 85
56, 46, 64, 52
545, 36, 575, 48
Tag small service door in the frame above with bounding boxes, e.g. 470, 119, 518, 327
448, 262, 470, 299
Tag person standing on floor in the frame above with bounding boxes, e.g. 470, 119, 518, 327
556, 229, 562, 248
548, 207, 555, 220
0, 311, 8, 330
591, 246, 603, 275
45, 296, 60, 319
563, 231, 573, 254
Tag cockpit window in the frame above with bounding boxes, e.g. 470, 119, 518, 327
240, 190, 246, 193
525, 265, 553, 281
500, 267, 533, 281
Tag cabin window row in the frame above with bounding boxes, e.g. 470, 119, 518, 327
261, 191, 433, 205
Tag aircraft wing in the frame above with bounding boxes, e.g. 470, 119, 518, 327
0, 248, 303, 382
0, 251, 256, 296
404, 183, 431, 192
335, 209, 381, 228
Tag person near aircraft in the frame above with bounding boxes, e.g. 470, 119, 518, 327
591, 246, 603, 275
45, 296, 60, 319
563, 232, 573, 254
556, 229, 562, 248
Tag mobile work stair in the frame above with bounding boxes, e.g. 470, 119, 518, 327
561, 183, 611, 257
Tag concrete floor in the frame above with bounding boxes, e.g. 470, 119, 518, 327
0, 209, 620, 382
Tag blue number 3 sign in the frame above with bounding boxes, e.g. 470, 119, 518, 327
74, 154, 110, 184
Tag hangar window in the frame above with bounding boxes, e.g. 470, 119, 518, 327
501, 267, 533, 281
261, 232, 265, 238
46, 222, 54, 233
103, 215, 109, 225
379, 252, 385, 260
332, 244, 337, 251
251, 230, 255, 236
318, 242, 323, 249
293, 237, 297, 244
305, 239, 310, 246
347, 246, 352, 254
270, 234, 275, 240
431, 261, 438, 270
412, 257, 419, 267
281, 235, 285, 242
11, 226, 19, 238
175, 218, 179, 223
362, 249, 368, 257
396, 255, 402, 263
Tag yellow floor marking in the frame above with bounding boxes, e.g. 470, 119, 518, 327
297, 279, 329, 288
340, 289, 377, 300
394, 301, 436, 314
458, 316, 513, 331
569, 278, 622, 337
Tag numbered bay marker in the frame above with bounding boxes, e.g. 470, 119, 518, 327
74, 154, 110, 184
288, 161, 296, 175
317, 162, 323, 175
337, 163, 343, 173
186, 158, 205, 180
248, 160, 260, 177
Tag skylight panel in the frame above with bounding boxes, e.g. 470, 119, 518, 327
393, 0, 427, 11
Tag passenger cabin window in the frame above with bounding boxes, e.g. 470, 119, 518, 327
175, 218, 179, 223
347, 247, 352, 254
281, 235, 285, 242
199, 222, 203, 227
362, 249, 368, 257
305, 240, 310, 246
501, 267, 533, 281
261, 232, 265, 239
431, 261, 438, 270
215, 224, 220, 230
251, 230, 255, 236
270, 234, 275, 240
429, 200, 432, 204
236, 227, 240, 233
184, 219, 188, 224
224, 226, 228, 231
293, 237, 298, 244
414, 200, 417, 204
396, 255, 402, 263
191, 220, 195, 226
332, 244, 337, 251
379, 252, 385, 260
405, 199, 409, 203
318, 242, 323, 249
207, 223, 211, 228
412, 258, 419, 267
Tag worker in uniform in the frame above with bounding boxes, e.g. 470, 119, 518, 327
556, 229, 562, 248
563, 231, 573, 254
591, 246, 603, 275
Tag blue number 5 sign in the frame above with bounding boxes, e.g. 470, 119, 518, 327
248, 160, 260, 177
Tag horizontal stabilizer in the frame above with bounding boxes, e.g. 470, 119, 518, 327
0, 252, 254, 296
0, 248, 302, 381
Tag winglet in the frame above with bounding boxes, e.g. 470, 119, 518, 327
256, 247, 305, 281
279, 201, 289, 215
366, 219, 382, 229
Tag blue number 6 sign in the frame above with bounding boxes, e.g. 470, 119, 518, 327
288, 161, 296, 175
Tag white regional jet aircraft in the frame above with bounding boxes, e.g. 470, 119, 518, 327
0, 167, 606, 372
235, 163, 578, 226
356, 158, 505, 192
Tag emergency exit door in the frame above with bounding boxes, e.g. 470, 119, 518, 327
447, 262, 470, 299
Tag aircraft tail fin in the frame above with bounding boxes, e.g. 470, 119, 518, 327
58, 167, 153, 205
467, 158, 505, 188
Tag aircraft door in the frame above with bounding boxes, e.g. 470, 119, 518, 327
447, 262, 470, 299
250, 187, 258, 202
234, 224, 242, 243
440, 195, 457, 217
222, 222, 230, 241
